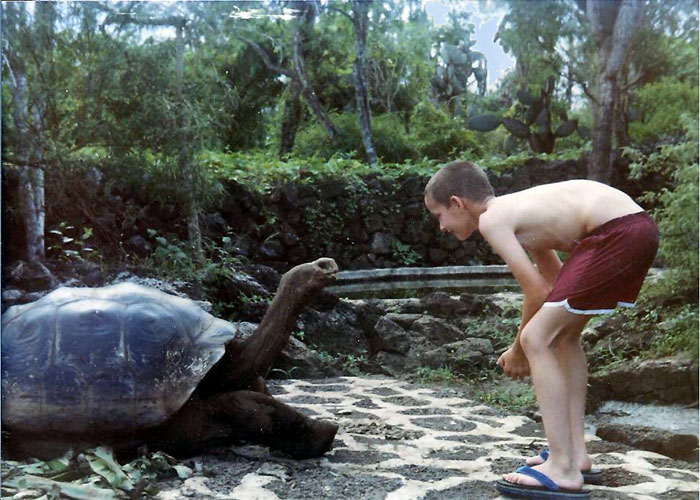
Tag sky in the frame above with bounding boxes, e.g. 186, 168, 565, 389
424, 0, 516, 90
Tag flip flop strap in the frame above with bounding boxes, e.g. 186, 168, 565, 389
515, 466, 560, 491
539, 449, 550, 461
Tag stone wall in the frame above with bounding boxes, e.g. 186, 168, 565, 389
213, 158, 600, 271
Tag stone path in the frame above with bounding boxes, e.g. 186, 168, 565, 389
156, 377, 699, 500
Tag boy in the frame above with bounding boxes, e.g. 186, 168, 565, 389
424, 161, 658, 499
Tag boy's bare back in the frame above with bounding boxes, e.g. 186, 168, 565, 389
480, 180, 643, 254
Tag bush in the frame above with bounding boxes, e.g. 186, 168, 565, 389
409, 101, 483, 161
628, 114, 699, 300
292, 112, 417, 163
623, 115, 698, 360
629, 78, 699, 145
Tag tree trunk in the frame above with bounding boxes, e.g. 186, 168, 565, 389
279, 80, 303, 157
292, 3, 342, 142
176, 22, 204, 263
351, 0, 378, 165
587, 0, 643, 182
9, 54, 46, 263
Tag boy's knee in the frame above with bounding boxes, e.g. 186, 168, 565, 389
520, 323, 557, 356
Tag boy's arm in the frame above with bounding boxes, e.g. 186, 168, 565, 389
530, 248, 562, 287
479, 222, 553, 378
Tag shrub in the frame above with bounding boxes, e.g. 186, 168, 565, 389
292, 112, 417, 163
409, 100, 483, 161
629, 78, 699, 145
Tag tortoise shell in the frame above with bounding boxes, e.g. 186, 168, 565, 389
1, 283, 238, 435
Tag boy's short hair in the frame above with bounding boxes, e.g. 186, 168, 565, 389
425, 161, 494, 206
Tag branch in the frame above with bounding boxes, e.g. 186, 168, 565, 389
326, 5, 353, 22
553, 66, 598, 105
233, 34, 294, 77
2, 156, 46, 171
94, 3, 186, 28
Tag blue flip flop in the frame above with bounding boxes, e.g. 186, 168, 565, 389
496, 466, 590, 499
533, 450, 602, 485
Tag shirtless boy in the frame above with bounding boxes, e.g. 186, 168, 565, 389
424, 161, 659, 500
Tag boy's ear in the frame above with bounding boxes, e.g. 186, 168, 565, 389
449, 195, 467, 209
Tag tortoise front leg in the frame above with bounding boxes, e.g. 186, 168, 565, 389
155, 391, 338, 459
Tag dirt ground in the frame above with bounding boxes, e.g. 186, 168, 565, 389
153, 376, 699, 500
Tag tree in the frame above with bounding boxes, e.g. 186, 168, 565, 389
233, 1, 342, 155
328, 0, 378, 164
98, 2, 205, 261
585, 0, 644, 182
2, 2, 58, 283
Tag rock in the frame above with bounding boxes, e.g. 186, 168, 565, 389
410, 315, 465, 345
1, 288, 45, 312
4, 260, 57, 292
458, 293, 503, 316
124, 235, 153, 257
258, 237, 284, 260
383, 313, 422, 329
428, 247, 448, 265
273, 337, 341, 379
596, 423, 698, 462
589, 356, 698, 408
421, 292, 463, 316
374, 352, 407, 376
421, 339, 495, 370
373, 317, 413, 355
370, 233, 394, 255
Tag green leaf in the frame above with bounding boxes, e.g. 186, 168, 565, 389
85, 447, 135, 492
3, 475, 117, 500
173, 465, 193, 479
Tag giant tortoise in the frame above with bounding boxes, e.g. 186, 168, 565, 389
2, 258, 340, 460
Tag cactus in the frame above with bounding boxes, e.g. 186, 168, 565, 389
432, 36, 489, 111
467, 114, 502, 132
502, 118, 530, 139
467, 77, 578, 154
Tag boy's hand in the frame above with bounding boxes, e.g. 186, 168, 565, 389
497, 347, 530, 379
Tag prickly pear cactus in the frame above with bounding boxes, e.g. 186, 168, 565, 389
467, 76, 578, 154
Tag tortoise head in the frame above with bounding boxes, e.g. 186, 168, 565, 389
280, 257, 338, 295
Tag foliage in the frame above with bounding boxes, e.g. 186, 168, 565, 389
415, 366, 461, 385
409, 101, 483, 161
47, 222, 96, 262
478, 145, 591, 174
199, 149, 440, 195
474, 382, 537, 413
626, 115, 699, 296
1, 447, 190, 499
647, 304, 699, 358
622, 115, 698, 360
292, 112, 418, 163
628, 78, 699, 144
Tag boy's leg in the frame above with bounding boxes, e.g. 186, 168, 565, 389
503, 306, 590, 490
526, 330, 593, 472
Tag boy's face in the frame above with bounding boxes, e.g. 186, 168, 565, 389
424, 194, 477, 241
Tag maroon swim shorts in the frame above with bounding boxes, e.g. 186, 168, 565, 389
543, 212, 659, 315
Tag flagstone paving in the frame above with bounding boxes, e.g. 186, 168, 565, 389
156, 376, 699, 500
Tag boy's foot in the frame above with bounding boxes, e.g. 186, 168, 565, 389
496, 466, 590, 499
526, 449, 602, 485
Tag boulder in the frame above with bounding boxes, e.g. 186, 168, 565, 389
421, 292, 464, 316
589, 356, 698, 408
373, 316, 413, 355
410, 315, 465, 345
370, 232, 394, 255
273, 337, 341, 379
596, 424, 698, 462
421, 339, 495, 370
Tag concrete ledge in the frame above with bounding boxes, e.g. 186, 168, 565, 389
327, 265, 518, 298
